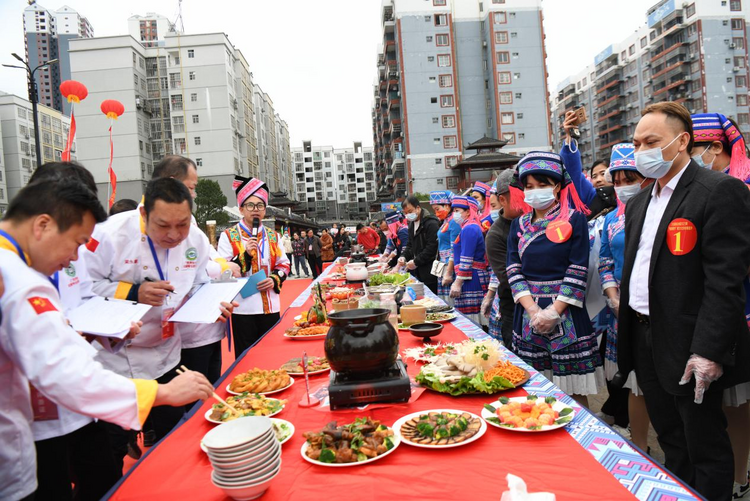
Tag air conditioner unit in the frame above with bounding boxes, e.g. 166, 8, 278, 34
734, 66, 742, 72
482, 41, 487, 47
730, 43, 737, 49
626, 104, 633, 109
690, 53, 696, 59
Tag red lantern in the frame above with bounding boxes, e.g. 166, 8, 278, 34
59, 80, 88, 104
100, 100, 125, 120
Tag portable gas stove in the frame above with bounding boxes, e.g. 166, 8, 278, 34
327, 359, 411, 410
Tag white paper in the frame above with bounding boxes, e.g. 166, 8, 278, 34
67, 296, 152, 339
169, 279, 247, 324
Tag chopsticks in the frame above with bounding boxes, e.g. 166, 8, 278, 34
176, 365, 241, 417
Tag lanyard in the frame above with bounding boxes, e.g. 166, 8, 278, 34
239, 222, 265, 261
0, 229, 28, 265
49, 271, 60, 292
147, 236, 168, 281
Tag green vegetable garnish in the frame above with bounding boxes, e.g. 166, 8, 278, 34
555, 416, 573, 425
559, 407, 573, 416
486, 417, 501, 425
419, 414, 429, 420
436, 426, 449, 438
417, 422, 434, 437
457, 416, 468, 431
498, 396, 510, 404
481, 353, 489, 361
377, 424, 388, 431
384, 436, 395, 450
484, 404, 497, 414
527, 395, 538, 401
319, 448, 336, 463
449, 425, 461, 437
356, 452, 368, 462
545, 396, 557, 404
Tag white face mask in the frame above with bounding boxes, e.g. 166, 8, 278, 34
405, 212, 418, 222
614, 183, 641, 204
634, 133, 683, 179
384, 230, 392, 239
524, 187, 556, 210
691, 146, 715, 170
490, 210, 500, 222
452, 211, 464, 224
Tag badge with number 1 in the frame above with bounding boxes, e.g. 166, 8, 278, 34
545, 221, 573, 244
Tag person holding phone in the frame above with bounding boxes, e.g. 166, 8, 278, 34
217, 176, 291, 359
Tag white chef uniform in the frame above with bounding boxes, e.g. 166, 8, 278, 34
0, 247, 157, 501
178, 245, 227, 350
83, 209, 211, 379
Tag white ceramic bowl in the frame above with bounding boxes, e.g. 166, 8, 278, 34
210, 441, 280, 471
202, 416, 272, 451
210, 467, 280, 501
213, 455, 280, 482
213, 447, 281, 476
211, 463, 280, 487
207, 433, 277, 465
205, 429, 275, 457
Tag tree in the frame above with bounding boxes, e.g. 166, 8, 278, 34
194, 178, 229, 230
413, 192, 430, 202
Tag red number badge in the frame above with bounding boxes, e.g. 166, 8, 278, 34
545, 221, 573, 244
666, 218, 698, 255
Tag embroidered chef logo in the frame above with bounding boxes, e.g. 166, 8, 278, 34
666, 218, 697, 256
185, 247, 197, 261
64, 264, 76, 277
545, 221, 573, 244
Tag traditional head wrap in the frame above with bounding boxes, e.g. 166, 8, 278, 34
692, 112, 750, 181
233, 176, 268, 207
609, 143, 639, 216
471, 181, 492, 218
451, 195, 481, 227
429, 190, 454, 205
489, 178, 498, 195
516, 151, 589, 221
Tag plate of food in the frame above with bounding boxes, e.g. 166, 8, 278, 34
301, 417, 399, 467
393, 409, 486, 448
271, 418, 295, 445
403, 343, 460, 363
415, 340, 530, 396
283, 326, 329, 340
425, 312, 457, 323
481, 395, 575, 432
412, 298, 454, 313
280, 356, 330, 376
226, 368, 294, 395
204, 394, 286, 424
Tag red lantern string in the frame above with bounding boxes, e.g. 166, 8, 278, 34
100, 100, 124, 209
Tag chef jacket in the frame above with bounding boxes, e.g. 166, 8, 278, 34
0, 247, 157, 501
84, 209, 211, 379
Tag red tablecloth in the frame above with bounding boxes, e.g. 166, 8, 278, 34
107, 292, 653, 500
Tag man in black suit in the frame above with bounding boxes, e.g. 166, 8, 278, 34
399, 195, 439, 294
617, 101, 750, 501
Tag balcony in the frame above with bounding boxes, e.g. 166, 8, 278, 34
650, 39, 686, 63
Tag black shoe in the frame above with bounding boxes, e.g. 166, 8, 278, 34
143, 429, 157, 448
126, 432, 142, 460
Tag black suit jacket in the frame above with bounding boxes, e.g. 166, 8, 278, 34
402, 212, 440, 286
618, 161, 750, 395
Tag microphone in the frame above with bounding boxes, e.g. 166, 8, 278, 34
251, 217, 260, 238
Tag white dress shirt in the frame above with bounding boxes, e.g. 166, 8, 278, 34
628, 161, 689, 315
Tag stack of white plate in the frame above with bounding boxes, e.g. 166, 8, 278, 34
407, 282, 424, 297
202, 416, 282, 500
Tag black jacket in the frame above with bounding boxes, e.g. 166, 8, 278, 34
486, 213, 515, 347
402, 211, 440, 286
587, 185, 618, 221
618, 161, 750, 395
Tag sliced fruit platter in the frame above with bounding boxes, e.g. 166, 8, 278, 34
481, 395, 575, 432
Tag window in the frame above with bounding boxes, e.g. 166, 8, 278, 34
442, 115, 455, 127
439, 74, 453, 87
731, 0, 742, 10
492, 0, 506, 3
640, 37, 647, 48
517, 112, 523, 119
739, 113, 750, 125
494, 11, 507, 24
431, 97, 438, 104
187, 49, 194, 58
428, 56, 435, 62
502, 132, 516, 144
434, 0, 446, 5
501, 112, 514, 124
437, 54, 451, 67
443, 136, 457, 149
432, 117, 440, 123
499, 91, 512, 104
447, 176, 459, 188
440, 95, 454, 107
435, 14, 447, 26
435, 158, 443, 164
429, 76, 436, 83
134, 74, 139, 86
496, 51, 510, 64
194, 137, 201, 146
498, 71, 511, 84
736, 56, 746, 68
738, 94, 748, 106
685, 3, 696, 17
426, 35, 433, 42
736, 75, 747, 87
191, 93, 197, 102
515, 92, 522, 99
436, 34, 449, 46
629, 44, 635, 55
732, 18, 745, 30
733, 37, 745, 48
196, 158, 203, 167
688, 23, 697, 36
189, 71, 195, 81
190, 114, 198, 124
495, 31, 508, 44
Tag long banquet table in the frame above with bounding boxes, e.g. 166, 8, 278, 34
105, 267, 702, 501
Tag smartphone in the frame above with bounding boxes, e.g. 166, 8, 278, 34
573, 106, 587, 126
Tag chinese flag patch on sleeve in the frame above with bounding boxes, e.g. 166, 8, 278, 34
28, 297, 58, 315
85, 238, 99, 253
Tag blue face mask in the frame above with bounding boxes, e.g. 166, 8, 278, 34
490, 210, 501, 222
691, 146, 715, 170
523, 187, 556, 210
405, 212, 418, 222
634, 133, 683, 179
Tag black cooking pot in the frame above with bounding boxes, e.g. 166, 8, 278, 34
325, 308, 399, 374
350, 252, 367, 263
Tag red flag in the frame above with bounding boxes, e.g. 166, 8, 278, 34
62, 108, 76, 162
28, 296, 58, 315
107, 125, 117, 208
85, 237, 99, 253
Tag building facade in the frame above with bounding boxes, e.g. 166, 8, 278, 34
69, 29, 290, 206
292, 141, 375, 222
372, 0, 550, 198
551, 0, 750, 169
127, 13, 173, 48
0, 92, 73, 208
23, 2, 94, 115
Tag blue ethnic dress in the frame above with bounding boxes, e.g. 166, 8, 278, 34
437, 217, 461, 304
452, 221, 490, 326
507, 204, 603, 395
488, 272, 503, 341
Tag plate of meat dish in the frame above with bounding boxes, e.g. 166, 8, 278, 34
393, 409, 486, 448
301, 417, 399, 467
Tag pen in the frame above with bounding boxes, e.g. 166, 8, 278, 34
143, 277, 177, 294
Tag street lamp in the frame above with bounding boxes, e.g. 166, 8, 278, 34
3, 53, 58, 168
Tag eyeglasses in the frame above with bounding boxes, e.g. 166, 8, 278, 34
241, 202, 266, 211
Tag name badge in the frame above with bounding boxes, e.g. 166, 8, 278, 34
545, 221, 573, 244
30, 384, 59, 421
666, 218, 697, 255
162, 307, 175, 339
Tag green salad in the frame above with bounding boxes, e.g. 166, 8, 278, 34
415, 370, 515, 396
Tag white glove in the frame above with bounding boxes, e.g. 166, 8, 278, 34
605, 295, 620, 319
406, 260, 417, 271
679, 354, 723, 404
530, 305, 562, 334
397, 257, 406, 266
441, 272, 454, 287
449, 279, 463, 298
481, 291, 496, 318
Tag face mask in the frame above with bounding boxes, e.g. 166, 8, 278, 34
691, 146, 715, 170
434, 207, 449, 220
405, 212, 418, 222
384, 231, 392, 239
635, 133, 683, 179
452, 211, 464, 224
614, 183, 641, 204
524, 187, 556, 210
331, 228, 338, 235
490, 210, 500, 222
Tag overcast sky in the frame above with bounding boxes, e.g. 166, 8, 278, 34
0, 0, 658, 149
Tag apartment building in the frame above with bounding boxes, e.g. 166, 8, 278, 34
551, 0, 750, 169
128, 13, 173, 48
292, 141, 375, 222
372, 0, 550, 198
23, 2, 94, 115
0, 92, 73, 207
275, 114, 293, 196
69, 30, 287, 206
